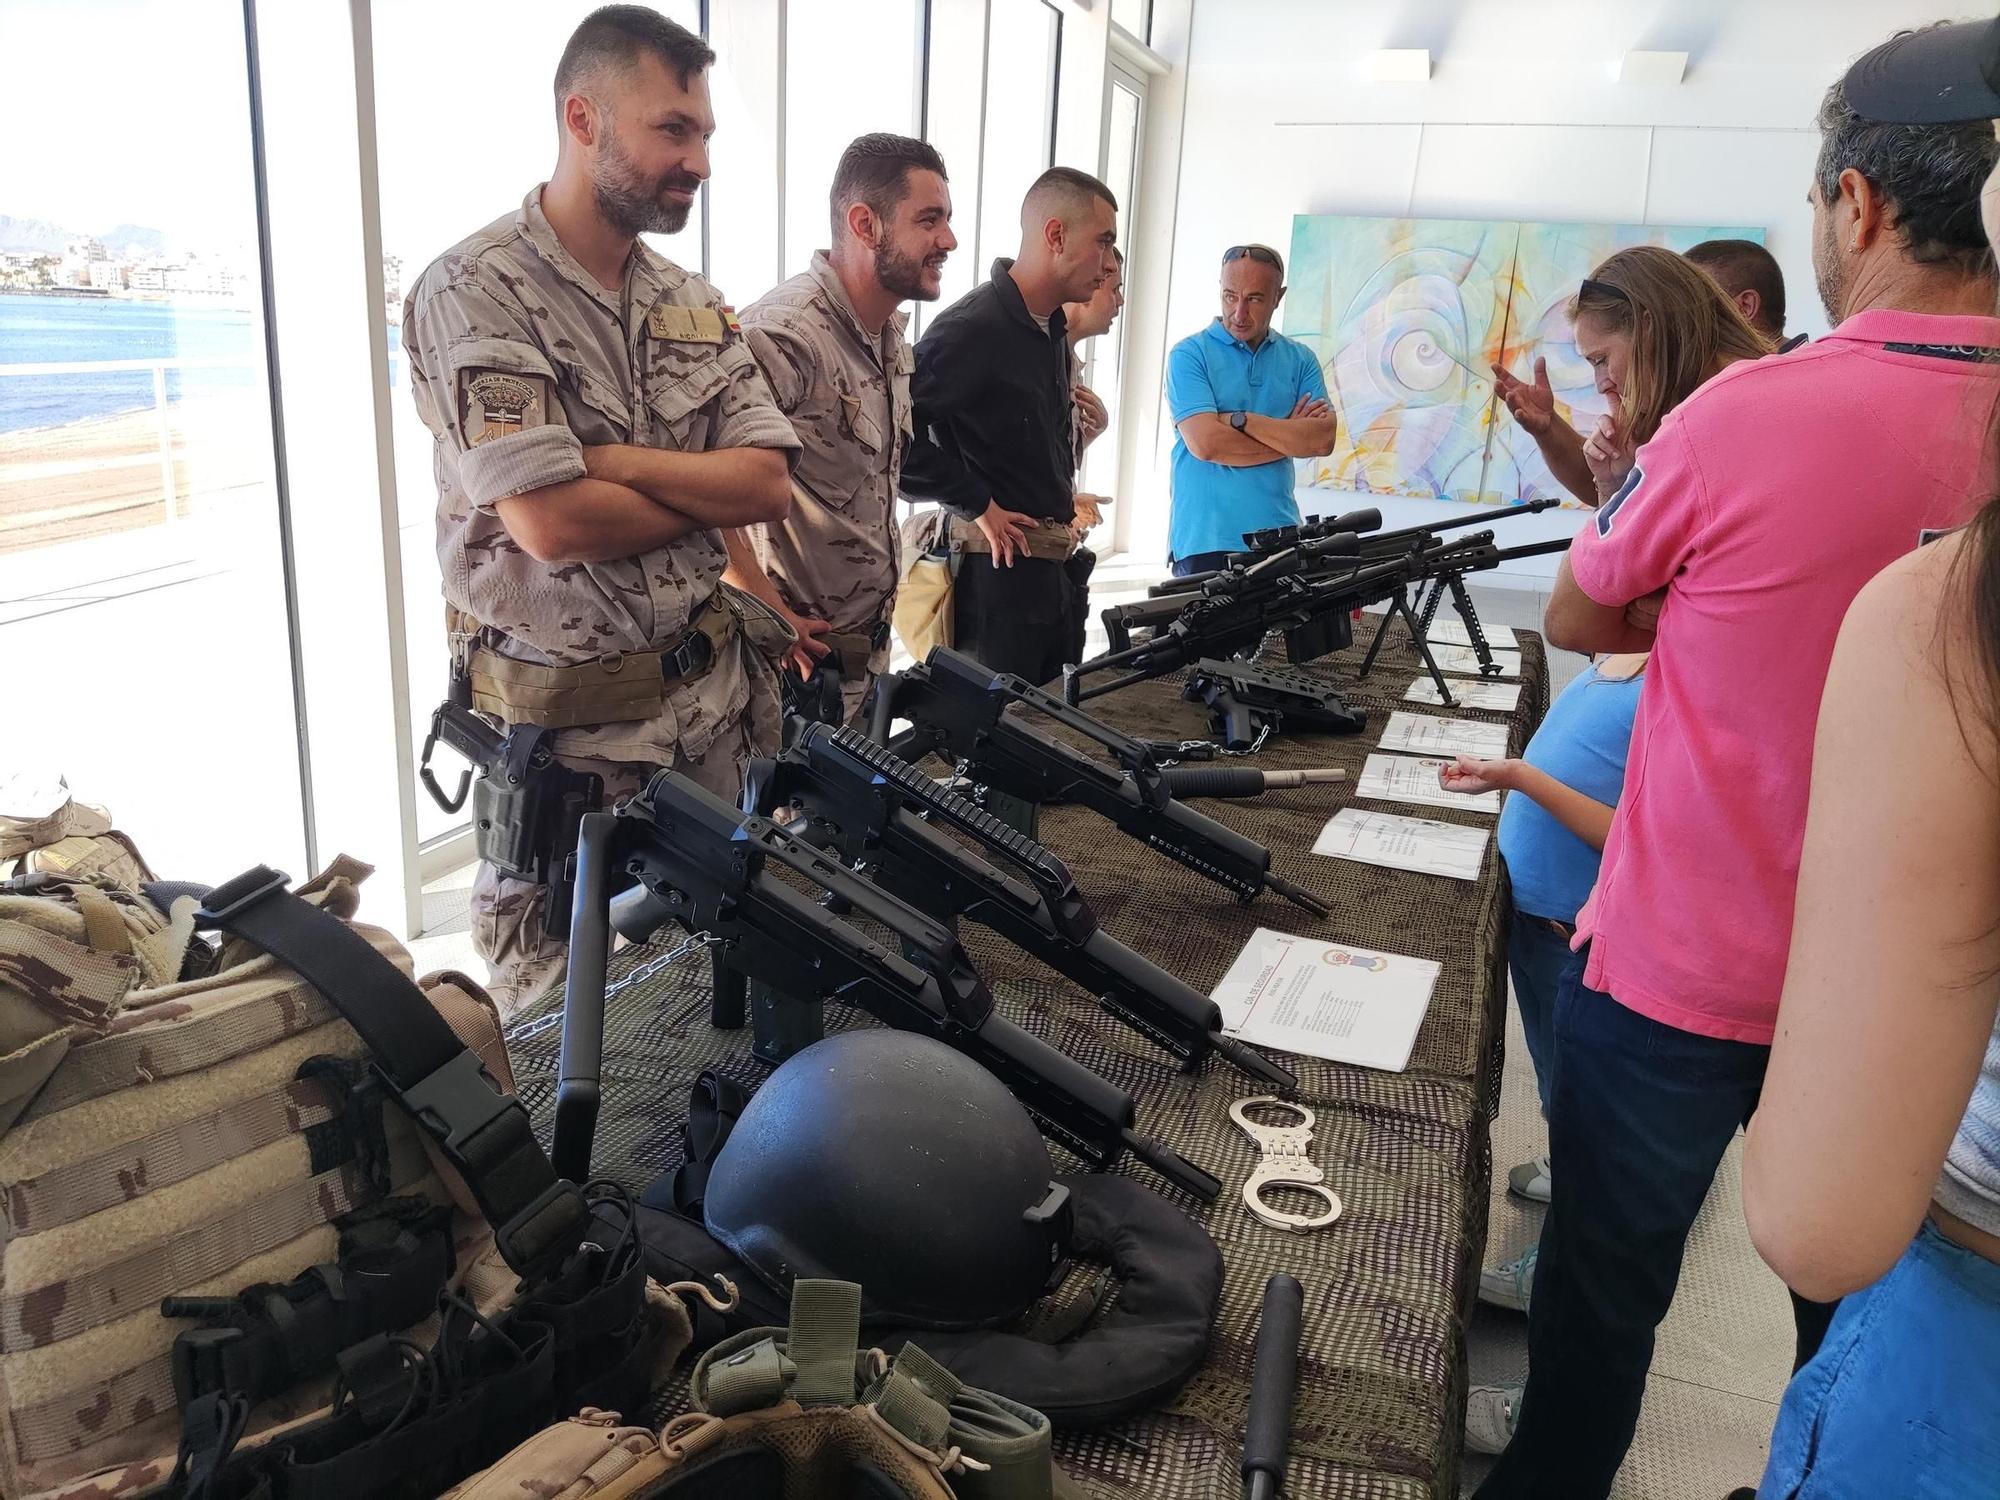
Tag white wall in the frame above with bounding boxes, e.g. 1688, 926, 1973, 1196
1129, 0, 1983, 581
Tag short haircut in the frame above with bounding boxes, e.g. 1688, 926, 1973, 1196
555, 5, 715, 104
1814, 28, 1996, 276
1021, 166, 1118, 231
1683, 239, 1786, 334
829, 133, 948, 240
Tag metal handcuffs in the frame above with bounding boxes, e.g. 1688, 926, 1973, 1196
1230, 1096, 1342, 1233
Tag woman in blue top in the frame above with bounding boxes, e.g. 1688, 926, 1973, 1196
1440, 655, 1646, 1286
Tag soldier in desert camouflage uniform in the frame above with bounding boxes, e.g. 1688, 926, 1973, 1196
404, 8, 800, 1017
721, 134, 957, 725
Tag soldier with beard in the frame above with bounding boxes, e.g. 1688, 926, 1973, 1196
403, 5, 801, 1018
723, 135, 958, 724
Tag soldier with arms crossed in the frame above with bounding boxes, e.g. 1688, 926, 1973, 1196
723, 133, 957, 724
404, 5, 801, 1017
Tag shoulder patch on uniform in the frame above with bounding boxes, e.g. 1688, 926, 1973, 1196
459, 370, 549, 446
1596, 464, 1643, 537
647, 301, 726, 344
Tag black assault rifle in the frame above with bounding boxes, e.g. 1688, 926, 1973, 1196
869, 647, 1330, 917
1183, 657, 1369, 749
742, 720, 1296, 1087
1073, 533, 1572, 708
553, 775, 1220, 1201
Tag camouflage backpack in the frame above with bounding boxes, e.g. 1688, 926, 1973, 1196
0, 858, 682, 1500
443, 1278, 1071, 1500
0, 776, 154, 896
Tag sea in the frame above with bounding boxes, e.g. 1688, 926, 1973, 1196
0, 293, 402, 436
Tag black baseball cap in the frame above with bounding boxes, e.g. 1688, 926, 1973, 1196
1845, 17, 2000, 124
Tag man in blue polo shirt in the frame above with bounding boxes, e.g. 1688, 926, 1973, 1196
1165, 243, 1336, 574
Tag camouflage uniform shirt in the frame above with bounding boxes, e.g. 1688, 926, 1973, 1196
405, 185, 801, 766
738, 251, 913, 678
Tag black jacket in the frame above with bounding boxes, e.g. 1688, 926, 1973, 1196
901, 258, 1076, 524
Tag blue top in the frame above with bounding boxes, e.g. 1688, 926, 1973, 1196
1166, 321, 1328, 561
1498, 662, 1644, 924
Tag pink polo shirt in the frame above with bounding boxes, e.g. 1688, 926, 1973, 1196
1569, 309, 2000, 1044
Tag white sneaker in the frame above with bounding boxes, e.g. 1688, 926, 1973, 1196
1478, 1246, 1537, 1313
1464, 1383, 1522, 1456
1507, 1153, 1552, 1203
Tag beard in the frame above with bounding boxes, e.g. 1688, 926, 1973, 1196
874, 239, 940, 302
1812, 209, 1846, 324
591, 128, 700, 237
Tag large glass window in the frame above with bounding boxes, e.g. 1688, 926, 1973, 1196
1111, 0, 1153, 45
782, 1, 922, 279
369, 0, 700, 846
1080, 67, 1143, 503
0, 0, 308, 879
976, 0, 1063, 271
918, 0, 990, 329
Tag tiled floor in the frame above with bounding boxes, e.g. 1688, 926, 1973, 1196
411, 570, 1794, 1496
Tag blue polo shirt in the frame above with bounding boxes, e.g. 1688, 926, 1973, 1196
1166, 320, 1328, 561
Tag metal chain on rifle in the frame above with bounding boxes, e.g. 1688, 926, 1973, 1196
503, 929, 722, 1045
1150, 720, 1273, 765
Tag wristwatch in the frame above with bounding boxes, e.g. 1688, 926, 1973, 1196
1229, 410, 1248, 431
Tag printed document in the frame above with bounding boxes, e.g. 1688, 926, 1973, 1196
1379, 710, 1509, 759
1427, 618, 1519, 650
1433, 645, 1523, 678
1312, 808, 1490, 882
1358, 753, 1498, 813
1406, 676, 1523, 712
1212, 927, 1440, 1072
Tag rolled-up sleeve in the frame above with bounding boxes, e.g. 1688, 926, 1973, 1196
706, 341, 804, 464
404, 272, 585, 511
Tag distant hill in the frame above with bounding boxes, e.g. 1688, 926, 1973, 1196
0, 214, 172, 257
97, 223, 169, 258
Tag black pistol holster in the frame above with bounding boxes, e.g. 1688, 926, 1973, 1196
420, 685, 604, 940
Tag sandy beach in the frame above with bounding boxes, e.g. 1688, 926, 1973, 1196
0, 392, 271, 555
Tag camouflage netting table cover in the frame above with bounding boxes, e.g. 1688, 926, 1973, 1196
508, 624, 1550, 1500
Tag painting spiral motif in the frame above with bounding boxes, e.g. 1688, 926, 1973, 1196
1285, 214, 1765, 507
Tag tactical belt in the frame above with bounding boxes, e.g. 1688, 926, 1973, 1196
821, 619, 892, 666
158, 868, 590, 1279
455, 591, 739, 731
952, 517, 1078, 563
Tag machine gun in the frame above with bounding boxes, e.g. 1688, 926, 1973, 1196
743, 720, 1296, 1088
1234, 495, 1561, 560
417, 697, 600, 939
869, 647, 1330, 918
553, 775, 1221, 1201
1183, 657, 1369, 750
1074, 533, 1572, 709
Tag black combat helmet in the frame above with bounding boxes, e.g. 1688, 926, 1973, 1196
701, 1029, 1074, 1330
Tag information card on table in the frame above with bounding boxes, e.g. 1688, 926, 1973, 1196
1211, 926, 1441, 1072
1427, 618, 1520, 650
1313, 807, 1491, 881
1406, 676, 1524, 712
1433, 645, 1523, 678
1358, 753, 1499, 813
1379, 710, 1510, 759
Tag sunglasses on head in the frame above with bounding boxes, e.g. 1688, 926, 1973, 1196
1224, 244, 1284, 272
1578, 277, 1632, 304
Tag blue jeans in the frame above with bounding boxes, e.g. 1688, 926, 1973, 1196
1507, 909, 1578, 1118
1760, 1219, 2000, 1498
1474, 954, 1836, 1500
1170, 549, 1233, 577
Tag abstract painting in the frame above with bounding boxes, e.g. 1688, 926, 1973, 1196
1284, 214, 1765, 506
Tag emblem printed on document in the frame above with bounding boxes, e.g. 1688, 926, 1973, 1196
462, 372, 543, 447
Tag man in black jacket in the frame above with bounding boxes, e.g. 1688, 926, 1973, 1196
901, 167, 1120, 683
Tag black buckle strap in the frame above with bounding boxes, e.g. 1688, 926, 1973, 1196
663, 629, 715, 682
184, 866, 588, 1278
